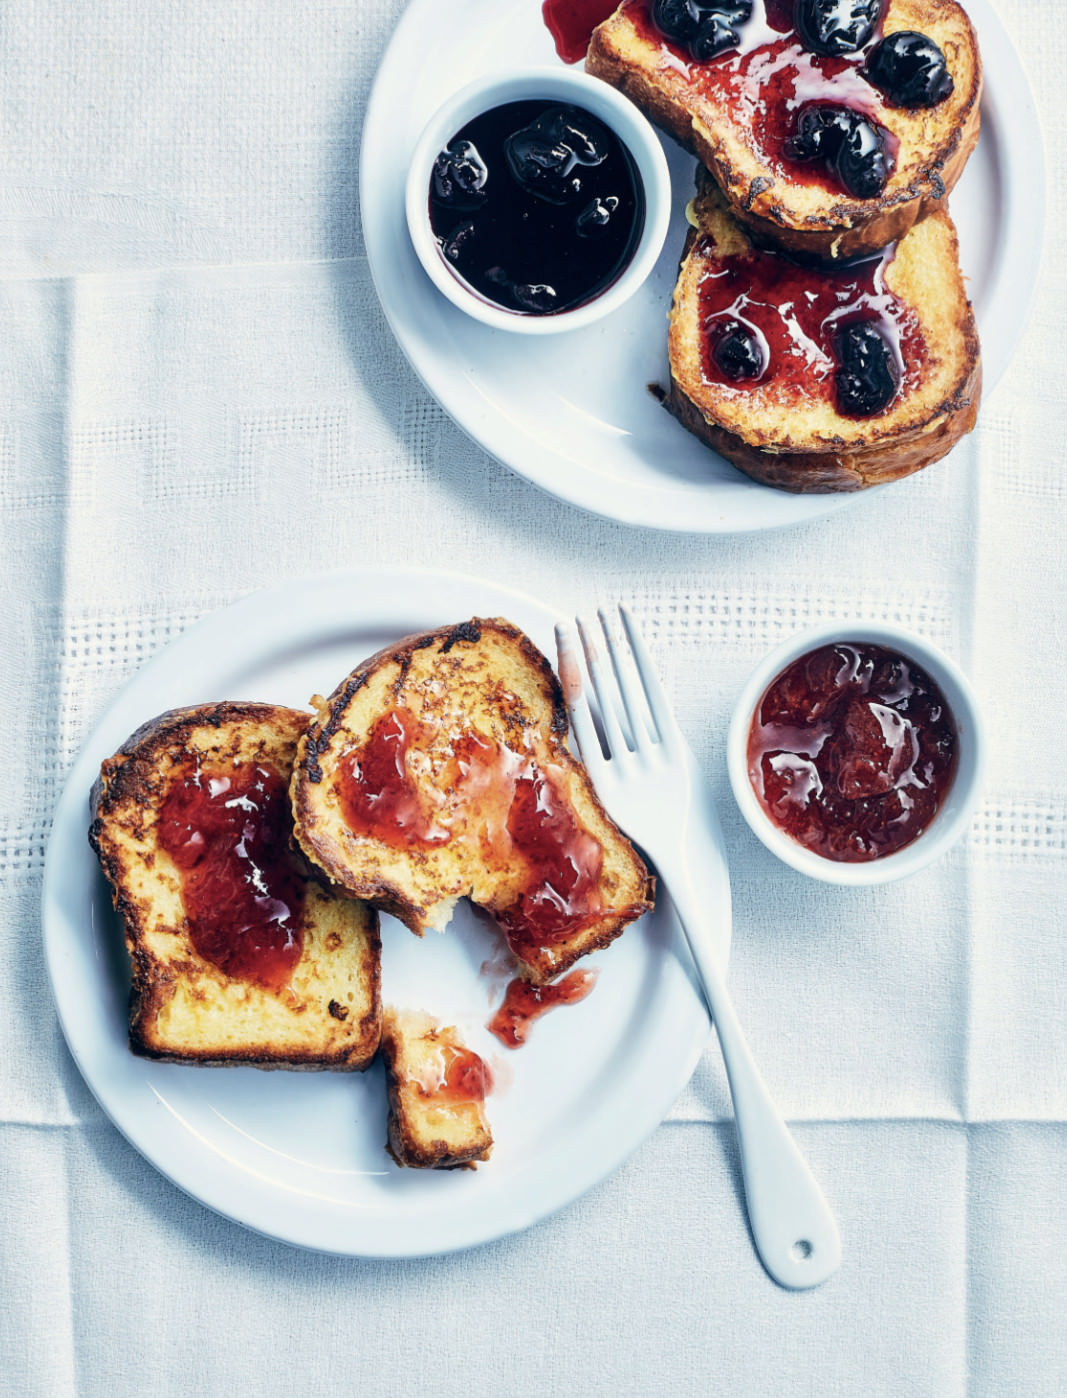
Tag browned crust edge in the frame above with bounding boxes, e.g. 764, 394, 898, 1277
667, 358, 982, 493
587, 0, 983, 260
290, 619, 656, 985
90, 701, 382, 1069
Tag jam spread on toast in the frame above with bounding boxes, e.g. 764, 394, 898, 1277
338, 708, 449, 846
408, 1039, 493, 1103
697, 239, 923, 415
488, 969, 599, 1047
429, 99, 644, 316
747, 641, 957, 861
338, 708, 605, 948
158, 760, 305, 991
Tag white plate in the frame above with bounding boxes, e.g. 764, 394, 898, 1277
43, 568, 725, 1256
360, 0, 1044, 533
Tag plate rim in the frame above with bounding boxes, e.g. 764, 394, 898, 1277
42, 566, 719, 1257
359, 0, 1045, 534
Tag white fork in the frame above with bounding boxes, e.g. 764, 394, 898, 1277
556, 606, 841, 1290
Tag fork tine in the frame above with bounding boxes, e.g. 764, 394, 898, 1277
619, 605, 679, 747
554, 622, 601, 765
576, 614, 631, 757
598, 606, 655, 749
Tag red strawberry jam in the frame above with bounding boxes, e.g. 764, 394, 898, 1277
488, 969, 599, 1047
157, 760, 305, 992
747, 641, 958, 861
336, 709, 605, 949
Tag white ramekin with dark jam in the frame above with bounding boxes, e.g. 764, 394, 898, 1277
727, 623, 984, 883
405, 67, 671, 333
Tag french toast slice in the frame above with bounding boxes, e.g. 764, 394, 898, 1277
587, 0, 982, 260
89, 702, 381, 1067
380, 1008, 493, 1169
666, 172, 980, 491
290, 619, 654, 984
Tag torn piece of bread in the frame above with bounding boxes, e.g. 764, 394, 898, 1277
290, 619, 654, 984
587, 0, 981, 260
666, 172, 980, 491
89, 702, 381, 1067
381, 1008, 493, 1169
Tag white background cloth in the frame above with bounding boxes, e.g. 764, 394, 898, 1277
2, 1, 1065, 1394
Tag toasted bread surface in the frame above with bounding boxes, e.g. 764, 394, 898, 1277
291, 619, 654, 984
587, 0, 981, 259
666, 175, 980, 491
381, 1008, 493, 1169
89, 702, 381, 1067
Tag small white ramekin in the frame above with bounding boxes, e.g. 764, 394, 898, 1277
404, 67, 671, 334
726, 622, 985, 885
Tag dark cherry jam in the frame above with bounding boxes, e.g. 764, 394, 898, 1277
542, 0, 621, 62
747, 642, 958, 862
428, 99, 645, 316
337, 709, 605, 950
697, 239, 923, 416
626, 0, 902, 198
488, 969, 599, 1047
157, 760, 305, 992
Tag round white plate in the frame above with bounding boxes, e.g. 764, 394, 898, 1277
360, 0, 1044, 533
43, 568, 724, 1256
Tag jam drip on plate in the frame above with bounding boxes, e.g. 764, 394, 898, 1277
542, 0, 621, 63
157, 760, 305, 992
488, 969, 599, 1047
747, 641, 958, 861
337, 708, 606, 950
698, 239, 923, 416
628, 0, 911, 197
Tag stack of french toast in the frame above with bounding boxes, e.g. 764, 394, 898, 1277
89, 619, 653, 1170
587, 0, 983, 491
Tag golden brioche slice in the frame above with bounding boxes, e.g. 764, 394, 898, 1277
380, 1008, 493, 1169
666, 173, 980, 491
290, 619, 654, 984
89, 702, 381, 1067
587, 0, 981, 260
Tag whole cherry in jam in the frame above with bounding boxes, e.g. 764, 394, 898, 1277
832, 319, 900, 416
865, 31, 954, 108
652, 0, 753, 60
709, 317, 767, 382
432, 139, 488, 211
794, 0, 883, 57
786, 103, 890, 199
747, 642, 958, 862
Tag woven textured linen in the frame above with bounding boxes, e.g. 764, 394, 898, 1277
1, 1, 1064, 1395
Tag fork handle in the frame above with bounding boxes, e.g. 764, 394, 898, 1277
668, 868, 842, 1290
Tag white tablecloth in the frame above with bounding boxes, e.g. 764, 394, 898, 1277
2, 2, 1065, 1394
